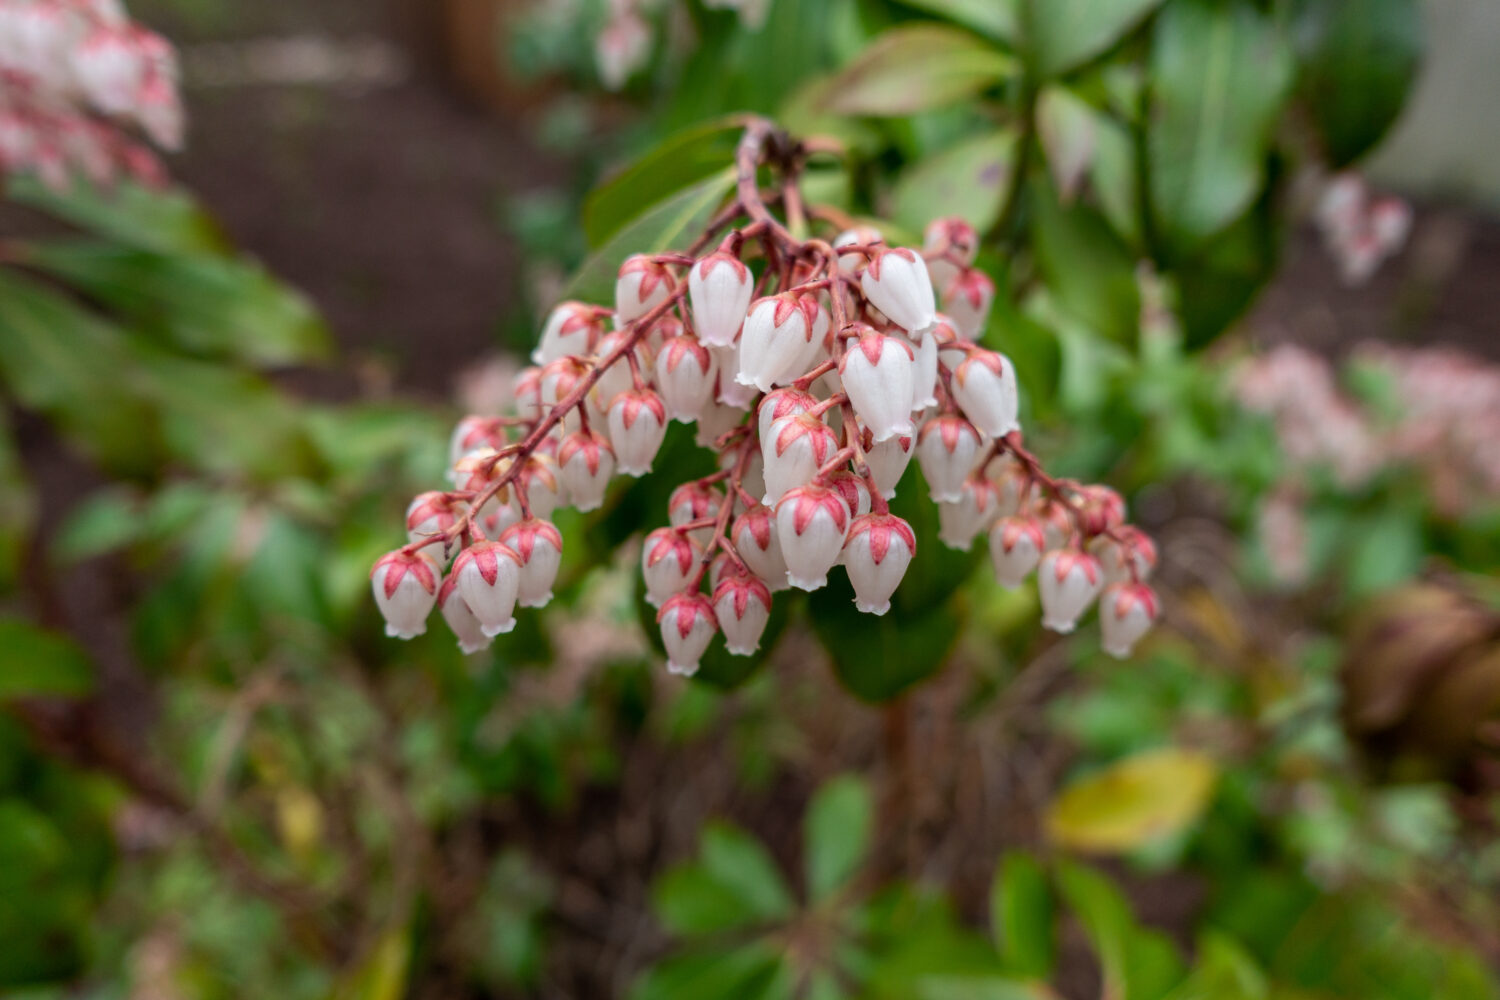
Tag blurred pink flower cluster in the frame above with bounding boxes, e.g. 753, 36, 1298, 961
0, 0, 181, 188
1314, 173, 1412, 286
595, 0, 768, 91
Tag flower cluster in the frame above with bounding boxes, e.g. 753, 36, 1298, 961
595, 0, 768, 90
372, 123, 1160, 675
1315, 173, 1412, 286
0, 0, 182, 188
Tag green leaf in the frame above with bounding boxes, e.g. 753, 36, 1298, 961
1173, 197, 1280, 349
1056, 862, 1184, 1000
51, 488, 145, 564
0, 621, 95, 700
1091, 115, 1142, 246
811, 593, 964, 702
805, 775, 874, 901
1163, 933, 1267, 1000
891, 129, 1019, 235
822, 26, 1014, 116
990, 852, 1055, 978
1022, 0, 1165, 78
0, 417, 32, 589
700, 823, 796, 922
1047, 748, 1218, 853
1030, 175, 1140, 344
334, 925, 411, 1000
655, 866, 769, 936
1292, 0, 1421, 167
562, 168, 737, 305
6, 176, 228, 254
913, 977, 1055, 1000
584, 119, 744, 247
630, 943, 786, 1000
1036, 87, 1099, 203
889, 0, 1018, 42
1148, 0, 1294, 254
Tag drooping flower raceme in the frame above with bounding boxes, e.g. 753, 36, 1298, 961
372, 120, 1160, 675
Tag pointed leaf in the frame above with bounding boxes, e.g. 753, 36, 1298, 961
891, 129, 1018, 235
0, 621, 95, 700
990, 852, 1055, 978
700, 823, 796, 922
7, 176, 228, 254
1030, 175, 1140, 344
584, 119, 744, 247
1022, 0, 1165, 77
1047, 748, 1218, 853
805, 775, 874, 901
822, 26, 1014, 116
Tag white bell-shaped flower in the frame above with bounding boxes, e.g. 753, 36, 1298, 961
833, 225, 883, 274
1033, 498, 1076, 552
657, 592, 718, 676
641, 528, 701, 608
825, 470, 872, 520
499, 519, 564, 609
557, 429, 615, 513
589, 329, 648, 415
1099, 582, 1159, 659
533, 302, 605, 365
453, 540, 523, 637
861, 247, 937, 335
405, 491, 458, 562
732, 505, 789, 592
775, 483, 851, 591
614, 254, 672, 324
607, 388, 668, 476
448, 416, 504, 466
517, 455, 562, 520
952, 349, 1020, 438
923, 217, 979, 292
1038, 547, 1104, 634
937, 477, 1003, 551
513, 367, 543, 421
906, 329, 939, 412
843, 513, 916, 615
655, 333, 718, 423
916, 415, 982, 503
438, 576, 491, 654
757, 386, 817, 444
737, 294, 821, 392
712, 345, 760, 409
988, 515, 1046, 589
689, 250, 754, 347
762, 413, 840, 505
669, 481, 724, 545
371, 550, 441, 639
942, 267, 995, 340
864, 431, 914, 499
840, 328, 916, 442
1089, 526, 1158, 586
73, 27, 145, 117
712, 572, 773, 655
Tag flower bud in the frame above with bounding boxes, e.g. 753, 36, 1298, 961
1099, 582, 1159, 659
917, 415, 982, 503
989, 515, 1046, 589
557, 429, 615, 512
539, 356, 590, 424
840, 328, 916, 442
534, 302, 605, 365
590, 329, 649, 415
405, 492, 458, 562
843, 513, 916, 615
712, 346, 760, 409
453, 540, 523, 637
657, 592, 718, 676
952, 349, 1019, 438
942, 268, 995, 340
607, 389, 668, 476
371, 549, 441, 639
669, 481, 724, 544
499, 518, 564, 609
615, 254, 672, 324
656, 333, 718, 423
938, 477, 1002, 551
923, 217, 979, 292
988, 456, 1032, 516
737, 293, 821, 392
757, 386, 817, 444
449, 416, 504, 466
513, 367, 543, 421
1089, 526, 1158, 585
642, 528, 701, 607
861, 248, 937, 336
438, 576, 491, 654
713, 572, 772, 655
1033, 497, 1075, 552
518, 454, 562, 520
825, 469, 872, 519
762, 413, 840, 505
1038, 547, 1104, 634
689, 251, 754, 347
907, 329, 939, 412
732, 504, 788, 592
864, 431, 914, 499
72, 27, 145, 116
775, 484, 850, 591
833, 225, 882, 274
932, 315, 967, 372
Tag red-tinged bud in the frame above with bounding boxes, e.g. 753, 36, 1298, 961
775, 483, 850, 592
438, 576, 491, 655
763, 413, 841, 505
513, 366, 543, 421
657, 592, 718, 676
989, 515, 1046, 589
713, 573, 772, 655
917, 415, 982, 503
539, 355, 590, 410
590, 329, 650, 415
861, 247, 937, 336
1075, 485, 1126, 538
1100, 582, 1158, 658
865, 431, 914, 499
825, 469, 873, 520
689, 250, 754, 347
518, 454, 562, 520
615, 254, 673, 324
834, 225, 883, 274
931, 314, 967, 372
534, 302, 605, 365
991, 461, 1032, 518
840, 328, 916, 442
942, 268, 995, 340
732, 504, 788, 592
449, 415, 505, 465
453, 541, 523, 636
952, 349, 1019, 438
607, 389, 668, 476
557, 429, 615, 512
1089, 526, 1158, 585
500, 518, 564, 609
371, 549, 441, 639
644, 313, 682, 357
737, 293, 821, 393
843, 513, 916, 615
641, 528, 701, 608
656, 333, 718, 423
669, 481, 724, 544
405, 491, 459, 562
923, 216, 979, 268
757, 386, 817, 444
1038, 547, 1104, 634
938, 477, 1003, 551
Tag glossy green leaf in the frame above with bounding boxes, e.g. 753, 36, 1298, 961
630, 943, 786, 1000
1163, 933, 1267, 1000
1174, 196, 1280, 349
1148, 0, 1294, 254
654, 866, 767, 935
990, 852, 1055, 978
584, 119, 744, 247
1047, 748, 1218, 853
889, 0, 1018, 42
811, 590, 964, 702
700, 823, 796, 922
891, 129, 1018, 235
822, 26, 1014, 116
1292, 0, 1421, 167
6, 176, 228, 254
0, 621, 95, 700
805, 775, 873, 901
1030, 176, 1140, 344
1022, 0, 1165, 77
1090, 114, 1142, 246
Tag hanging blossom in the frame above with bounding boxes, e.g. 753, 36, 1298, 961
1314, 172, 1412, 287
372, 119, 1161, 675
595, 0, 771, 90
0, 0, 182, 189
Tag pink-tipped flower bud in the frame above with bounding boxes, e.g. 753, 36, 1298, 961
453, 540, 523, 637
73, 27, 145, 116
1038, 547, 1104, 634
989, 458, 1032, 517
989, 515, 1046, 589
669, 481, 724, 544
405, 492, 459, 562
952, 349, 1019, 438
449, 416, 505, 465
737, 293, 821, 392
499, 518, 564, 609
607, 389, 668, 476
438, 576, 491, 655
861, 248, 937, 336
712, 572, 772, 655
843, 513, 916, 615
1089, 526, 1158, 585
371, 550, 441, 639
1075, 485, 1126, 538
833, 225, 883, 274
762, 412, 841, 505
864, 431, 914, 499
825, 469, 873, 520
775, 484, 850, 592
642, 528, 702, 608
932, 315, 967, 371
923, 216, 979, 270
539, 355, 590, 409
732, 504, 788, 592
590, 329, 650, 415
840, 328, 916, 442
557, 429, 615, 512
1033, 497, 1075, 552
518, 455, 562, 520
655, 333, 718, 423
942, 268, 995, 340
688, 250, 754, 347
614, 254, 672, 324
757, 386, 817, 444
907, 329, 939, 412
1099, 582, 1159, 659
917, 415, 983, 503
534, 302, 605, 365
657, 592, 718, 676
937, 477, 1002, 551
513, 367, 543, 421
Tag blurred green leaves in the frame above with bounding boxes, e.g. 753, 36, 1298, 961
1047, 747, 1219, 853
820, 25, 1014, 116
1021, 0, 1164, 78
0, 621, 95, 700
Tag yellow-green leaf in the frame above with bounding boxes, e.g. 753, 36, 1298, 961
1047, 748, 1217, 853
